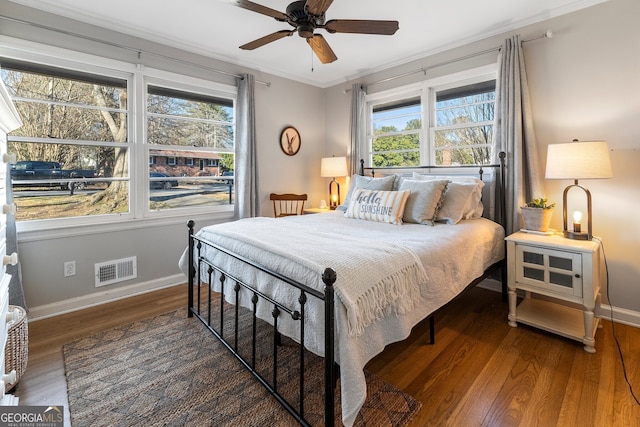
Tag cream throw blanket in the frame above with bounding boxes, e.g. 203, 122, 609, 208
202, 216, 426, 337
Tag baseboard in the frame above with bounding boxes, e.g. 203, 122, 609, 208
477, 278, 640, 329
27, 274, 185, 322
599, 304, 640, 329
26, 276, 640, 329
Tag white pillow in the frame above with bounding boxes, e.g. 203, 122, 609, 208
337, 174, 396, 211
436, 182, 483, 224
411, 173, 484, 223
398, 179, 449, 225
344, 189, 410, 225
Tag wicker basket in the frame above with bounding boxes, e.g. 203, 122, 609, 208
5, 305, 28, 392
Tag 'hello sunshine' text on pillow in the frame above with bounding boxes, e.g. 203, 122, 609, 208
344, 189, 410, 225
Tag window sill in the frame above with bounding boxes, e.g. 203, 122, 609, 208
16, 208, 234, 243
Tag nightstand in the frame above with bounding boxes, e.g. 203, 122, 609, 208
505, 231, 605, 353
303, 208, 332, 214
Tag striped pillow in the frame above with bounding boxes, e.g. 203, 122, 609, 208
344, 189, 410, 225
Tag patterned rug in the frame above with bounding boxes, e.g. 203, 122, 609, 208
63, 308, 421, 427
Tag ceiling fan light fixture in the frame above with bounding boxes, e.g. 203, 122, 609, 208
236, 0, 399, 64
298, 24, 315, 39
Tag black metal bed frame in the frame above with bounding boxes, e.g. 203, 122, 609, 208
186, 152, 507, 426
187, 222, 337, 427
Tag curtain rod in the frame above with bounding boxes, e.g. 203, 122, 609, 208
0, 14, 271, 87
347, 30, 553, 91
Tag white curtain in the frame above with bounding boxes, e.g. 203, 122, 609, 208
348, 84, 366, 175
234, 73, 260, 219
494, 34, 544, 235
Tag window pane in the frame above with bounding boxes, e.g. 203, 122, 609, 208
147, 149, 234, 210
2, 67, 127, 142
372, 97, 421, 134
434, 125, 493, 165
11, 146, 130, 221
371, 97, 422, 167
2, 61, 130, 222
433, 81, 495, 166
149, 178, 234, 210
147, 86, 234, 148
372, 134, 420, 167
14, 182, 128, 221
147, 116, 233, 148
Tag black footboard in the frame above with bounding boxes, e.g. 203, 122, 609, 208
187, 220, 337, 427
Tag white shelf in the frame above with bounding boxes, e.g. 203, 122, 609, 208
515, 298, 599, 343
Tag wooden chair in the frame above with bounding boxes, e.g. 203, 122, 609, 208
270, 193, 307, 217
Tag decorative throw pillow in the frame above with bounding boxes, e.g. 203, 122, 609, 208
344, 189, 410, 224
337, 174, 396, 211
436, 182, 484, 224
411, 173, 485, 223
398, 179, 449, 225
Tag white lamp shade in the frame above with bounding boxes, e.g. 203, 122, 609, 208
320, 156, 348, 177
545, 140, 613, 180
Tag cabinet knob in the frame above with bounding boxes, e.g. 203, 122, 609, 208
575, 274, 581, 278
2, 204, 17, 215
2, 153, 16, 164
2, 253, 18, 266
6, 308, 19, 325
2, 370, 16, 385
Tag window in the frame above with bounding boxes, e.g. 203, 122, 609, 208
146, 84, 235, 211
1, 60, 130, 222
366, 67, 496, 167
433, 80, 495, 165
370, 96, 422, 167
1, 50, 237, 227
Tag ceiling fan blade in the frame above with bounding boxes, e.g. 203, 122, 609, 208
307, 34, 337, 64
240, 30, 294, 50
235, 0, 288, 21
324, 19, 399, 35
305, 0, 334, 16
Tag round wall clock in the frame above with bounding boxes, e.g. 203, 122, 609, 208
280, 126, 301, 156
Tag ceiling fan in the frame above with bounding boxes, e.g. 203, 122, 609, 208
235, 0, 399, 64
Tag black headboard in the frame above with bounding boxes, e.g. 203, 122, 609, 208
358, 152, 506, 227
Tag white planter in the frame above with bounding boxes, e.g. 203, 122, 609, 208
521, 207, 554, 232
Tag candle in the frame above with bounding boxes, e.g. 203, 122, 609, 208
573, 210, 582, 233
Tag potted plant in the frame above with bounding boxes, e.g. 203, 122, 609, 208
521, 198, 556, 232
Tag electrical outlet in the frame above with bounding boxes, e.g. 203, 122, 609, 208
64, 260, 76, 277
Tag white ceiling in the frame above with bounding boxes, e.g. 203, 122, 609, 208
10, 0, 605, 87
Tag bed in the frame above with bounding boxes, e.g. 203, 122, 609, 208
179, 154, 506, 427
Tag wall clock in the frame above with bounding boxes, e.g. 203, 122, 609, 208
280, 126, 301, 156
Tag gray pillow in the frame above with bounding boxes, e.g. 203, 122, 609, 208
337, 174, 396, 211
398, 179, 449, 224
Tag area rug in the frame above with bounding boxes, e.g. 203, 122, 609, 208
63, 308, 421, 427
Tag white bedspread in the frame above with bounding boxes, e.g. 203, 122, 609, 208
179, 211, 504, 426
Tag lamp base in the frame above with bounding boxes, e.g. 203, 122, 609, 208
564, 230, 590, 240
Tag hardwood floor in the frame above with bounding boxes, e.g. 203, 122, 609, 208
14, 284, 640, 426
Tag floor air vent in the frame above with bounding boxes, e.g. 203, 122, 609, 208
95, 256, 137, 287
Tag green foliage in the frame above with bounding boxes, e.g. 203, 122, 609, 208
525, 198, 556, 209
218, 153, 234, 171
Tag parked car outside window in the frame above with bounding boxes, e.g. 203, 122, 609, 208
221, 171, 234, 184
150, 172, 178, 189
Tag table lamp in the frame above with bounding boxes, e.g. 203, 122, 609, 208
320, 156, 348, 209
545, 139, 612, 240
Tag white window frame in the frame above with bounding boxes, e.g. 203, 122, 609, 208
142, 71, 236, 218
0, 36, 237, 234
364, 64, 497, 167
